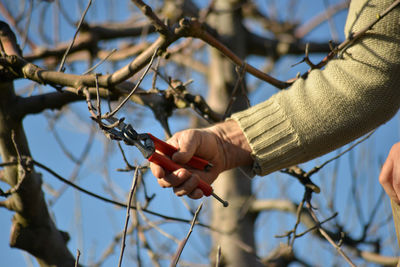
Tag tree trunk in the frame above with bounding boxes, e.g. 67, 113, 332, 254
0, 82, 75, 266
207, 1, 261, 266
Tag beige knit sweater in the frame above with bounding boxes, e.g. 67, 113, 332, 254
231, 0, 400, 175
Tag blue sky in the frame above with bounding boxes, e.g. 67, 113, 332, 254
0, 0, 399, 266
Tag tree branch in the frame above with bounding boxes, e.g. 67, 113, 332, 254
24, 20, 155, 62
170, 202, 203, 267
246, 31, 338, 58
57, 0, 92, 72
294, 0, 350, 38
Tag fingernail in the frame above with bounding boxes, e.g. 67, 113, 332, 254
175, 170, 185, 179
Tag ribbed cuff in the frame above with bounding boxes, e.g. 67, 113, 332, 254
231, 98, 305, 176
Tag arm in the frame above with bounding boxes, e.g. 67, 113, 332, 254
232, 0, 400, 175
151, 0, 400, 199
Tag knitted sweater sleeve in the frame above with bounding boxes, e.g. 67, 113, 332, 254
231, 0, 400, 175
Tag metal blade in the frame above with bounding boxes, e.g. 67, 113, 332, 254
104, 116, 128, 131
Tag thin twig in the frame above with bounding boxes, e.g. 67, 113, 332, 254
57, 0, 92, 72
94, 224, 136, 267
170, 202, 203, 267
83, 48, 117, 75
307, 202, 356, 267
4, 131, 30, 196
223, 63, 247, 120
302, 0, 400, 74
152, 69, 219, 124
104, 47, 159, 119
215, 245, 221, 267
151, 56, 161, 90
0, 1, 36, 50
295, 0, 349, 38
294, 212, 338, 238
137, 202, 180, 244
82, 87, 99, 119
178, 18, 290, 89
116, 142, 136, 171
306, 131, 375, 177
21, 0, 33, 50
118, 168, 140, 267
291, 43, 318, 69
94, 74, 101, 119
75, 249, 81, 267
289, 193, 307, 247
32, 158, 213, 227
130, 0, 171, 36
48, 126, 95, 206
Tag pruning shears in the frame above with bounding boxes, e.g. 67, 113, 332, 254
103, 117, 229, 207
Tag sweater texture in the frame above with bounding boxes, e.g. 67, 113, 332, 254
231, 0, 400, 175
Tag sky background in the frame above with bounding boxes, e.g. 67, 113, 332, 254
0, 0, 399, 266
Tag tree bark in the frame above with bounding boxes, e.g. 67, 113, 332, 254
207, 0, 262, 266
0, 82, 75, 267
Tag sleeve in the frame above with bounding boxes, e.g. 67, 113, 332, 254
231, 0, 400, 175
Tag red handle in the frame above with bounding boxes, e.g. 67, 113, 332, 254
148, 152, 213, 196
147, 133, 211, 171
196, 179, 213, 196
148, 152, 182, 172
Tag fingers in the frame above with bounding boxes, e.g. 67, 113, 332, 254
150, 162, 165, 179
173, 174, 203, 199
379, 151, 400, 204
149, 129, 214, 200
170, 131, 200, 164
380, 159, 397, 201
155, 168, 204, 199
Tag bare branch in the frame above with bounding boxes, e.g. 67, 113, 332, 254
57, 0, 92, 72
32, 158, 213, 227
74, 249, 81, 267
306, 201, 356, 267
24, 21, 154, 62
83, 48, 116, 75
297, 0, 400, 79
130, 0, 171, 36
104, 47, 158, 118
118, 168, 140, 267
0, 2, 36, 50
137, 203, 180, 244
170, 202, 203, 267
295, 0, 350, 38
176, 18, 290, 88
306, 131, 375, 177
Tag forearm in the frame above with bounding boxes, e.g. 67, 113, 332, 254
232, 0, 400, 175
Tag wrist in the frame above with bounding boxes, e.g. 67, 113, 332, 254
208, 119, 253, 170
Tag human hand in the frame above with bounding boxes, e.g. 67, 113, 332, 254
379, 142, 400, 204
150, 120, 253, 199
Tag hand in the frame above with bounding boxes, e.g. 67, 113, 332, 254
150, 120, 253, 199
379, 142, 400, 204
